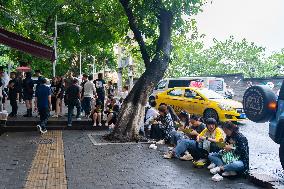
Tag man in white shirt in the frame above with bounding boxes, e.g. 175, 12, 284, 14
82, 75, 96, 117
144, 101, 159, 137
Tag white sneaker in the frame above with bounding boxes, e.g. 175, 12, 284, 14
93, 123, 97, 127
180, 153, 193, 161
156, 139, 165, 144
36, 125, 42, 133
168, 147, 174, 151
98, 123, 102, 127
163, 152, 173, 159
77, 117, 81, 120
210, 167, 221, 175
105, 123, 108, 127
207, 163, 216, 170
222, 171, 237, 177
52, 114, 58, 118
149, 144, 157, 149
212, 173, 223, 182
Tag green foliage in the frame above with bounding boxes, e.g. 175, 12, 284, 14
166, 34, 284, 78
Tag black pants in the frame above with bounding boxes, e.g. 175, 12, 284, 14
150, 124, 165, 140
39, 108, 50, 130
191, 143, 220, 160
67, 99, 81, 125
10, 98, 17, 115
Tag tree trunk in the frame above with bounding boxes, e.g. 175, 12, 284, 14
106, 9, 173, 142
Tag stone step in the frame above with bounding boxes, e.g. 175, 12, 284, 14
2, 125, 109, 132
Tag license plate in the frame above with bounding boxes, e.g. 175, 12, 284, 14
240, 113, 246, 119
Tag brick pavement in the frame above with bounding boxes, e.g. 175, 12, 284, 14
24, 131, 67, 189
63, 130, 259, 189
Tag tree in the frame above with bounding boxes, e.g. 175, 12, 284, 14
107, 0, 205, 141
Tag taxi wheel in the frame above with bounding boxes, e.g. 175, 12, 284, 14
204, 109, 219, 122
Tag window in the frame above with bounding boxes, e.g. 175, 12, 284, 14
156, 80, 167, 90
168, 89, 183, 97
168, 80, 191, 88
184, 89, 197, 98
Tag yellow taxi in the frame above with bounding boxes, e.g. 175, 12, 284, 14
155, 87, 246, 122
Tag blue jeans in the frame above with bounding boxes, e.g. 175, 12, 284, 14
170, 131, 186, 145
67, 99, 81, 125
81, 97, 92, 115
174, 139, 197, 158
208, 152, 245, 172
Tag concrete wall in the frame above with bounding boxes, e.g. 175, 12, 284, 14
212, 73, 284, 102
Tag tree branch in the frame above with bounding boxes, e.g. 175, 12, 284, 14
119, 0, 151, 68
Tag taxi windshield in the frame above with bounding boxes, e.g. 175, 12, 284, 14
197, 88, 224, 99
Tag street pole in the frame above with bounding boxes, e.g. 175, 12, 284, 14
92, 55, 96, 78
53, 15, 57, 77
79, 52, 82, 77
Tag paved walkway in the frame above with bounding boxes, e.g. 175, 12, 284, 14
0, 130, 259, 189
24, 131, 67, 189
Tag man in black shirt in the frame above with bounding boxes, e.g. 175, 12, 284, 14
94, 73, 106, 112
66, 79, 81, 127
8, 72, 19, 117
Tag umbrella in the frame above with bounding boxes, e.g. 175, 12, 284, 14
16, 66, 31, 72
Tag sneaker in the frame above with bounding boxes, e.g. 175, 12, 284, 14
105, 123, 108, 127
163, 152, 173, 159
149, 144, 157, 149
52, 114, 58, 118
36, 125, 42, 133
93, 123, 97, 127
210, 166, 221, 175
212, 173, 223, 182
77, 117, 81, 121
41, 128, 47, 134
222, 171, 237, 177
180, 153, 193, 161
67, 124, 72, 127
168, 147, 174, 151
98, 123, 102, 127
156, 139, 165, 144
207, 163, 216, 170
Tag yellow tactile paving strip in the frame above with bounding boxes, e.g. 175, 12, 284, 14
24, 131, 67, 189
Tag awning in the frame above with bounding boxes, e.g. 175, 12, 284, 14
0, 27, 55, 62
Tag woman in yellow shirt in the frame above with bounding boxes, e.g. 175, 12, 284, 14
193, 118, 225, 166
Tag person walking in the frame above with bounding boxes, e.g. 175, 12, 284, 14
65, 79, 81, 127
82, 75, 96, 118
23, 72, 34, 117
34, 78, 51, 134
8, 72, 19, 117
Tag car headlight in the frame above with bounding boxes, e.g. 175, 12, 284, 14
218, 103, 234, 111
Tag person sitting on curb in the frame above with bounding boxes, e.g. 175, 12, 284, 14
104, 98, 120, 129
150, 105, 175, 144
208, 122, 249, 181
144, 100, 159, 138
168, 111, 191, 147
192, 118, 224, 166
91, 100, 103, 127
163, 114, 206, 160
